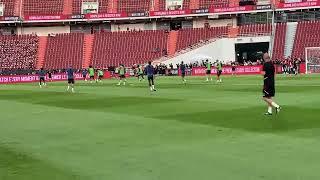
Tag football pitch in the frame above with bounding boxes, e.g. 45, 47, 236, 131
1, 75, 320, 180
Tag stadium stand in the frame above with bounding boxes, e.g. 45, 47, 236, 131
176, 27, 228, 52
238, 24, 272, 36
199, 0, 230, 9
43, 33, 84, 69
0, 0, 15, 16
272, 23, 286, 60
91, 30, 168, 67
23, 0, 64, 15
292, 21, 320, 58
0, 35, 38, 70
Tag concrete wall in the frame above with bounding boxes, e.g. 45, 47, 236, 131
18, 26, 70, 36
163, 36, 271, 65
111, 23, 145, 32
193, 18, 236, 28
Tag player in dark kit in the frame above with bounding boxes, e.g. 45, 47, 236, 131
66, 67, 75, 93
48, 71, 53, 81
82, 69, 88, 81
180, 61, 187, 84
145, 61, 156, 91
38, 68, 46, 88
262, 53, 281, 115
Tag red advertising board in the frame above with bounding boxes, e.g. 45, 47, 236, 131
277, 0, 320, 9
209, 5, 255, 13
0, 72, 111, 84
149, 5, 258, 17
24, 15, 68, 21
84, 12, 127, 19
149, 9, 192, 16
191, 65, 263, 76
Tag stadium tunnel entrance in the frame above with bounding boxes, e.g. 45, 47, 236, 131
235, 42, 269, 64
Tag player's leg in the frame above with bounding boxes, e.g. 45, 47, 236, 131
67, 80, 71, 91
71, 80, 75, 93
148, 76, 152, 91
117, 76, 122, 85
39, 78, 42, 88
123, 77, 126, 85
151, 76, 156, 91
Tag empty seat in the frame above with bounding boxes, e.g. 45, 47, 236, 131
44, 33, 84, 69
23, 0, 64, 15
0, 35, 38, 70
0, 0, 15, 16
91, 30, 168, 67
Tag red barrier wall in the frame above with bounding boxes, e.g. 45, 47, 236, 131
191, 65, 263, 76
0, 71, 112, 84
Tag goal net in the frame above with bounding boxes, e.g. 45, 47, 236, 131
305, 47, 320, 74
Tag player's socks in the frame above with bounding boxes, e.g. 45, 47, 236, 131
150, 86, 153, 91
71, 88, 75, 93
271, 102, 280, 108
268, 106, 273, 114
67, 85, 70, 91
276, 106, 281, 114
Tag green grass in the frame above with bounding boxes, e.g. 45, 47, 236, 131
1, 75, 320, 180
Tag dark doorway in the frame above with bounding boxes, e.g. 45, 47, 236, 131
235, 42, 269, 64
170, 21, 182, 30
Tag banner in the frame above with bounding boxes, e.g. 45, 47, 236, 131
166, 0, 184, 10
256, 4, 272, 10
0, 16, 19, 21
150, 9, 191, 16
277, 0, 320, 8
0, 3, 4, 16
210, 5, 254, 13
0, 73, 83, 84
84, 12, 127, 19
82, 1, 99, 14
24, 15, 67, 21
191, 65, 263, 76
0, 72, 112, 84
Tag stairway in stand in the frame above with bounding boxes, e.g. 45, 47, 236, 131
36, 36, 48, 70
63, 0, 73, 15
167, 31, 179, 56
82, 34, 94, 68
108, 0, 118, 13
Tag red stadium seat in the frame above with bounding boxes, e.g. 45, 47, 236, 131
44, 33, 84, 69
0, 0, 15, 16
23, 0, 64, 15
176, 27, 228, 52
91, 30, 168, 67
0, 35, 38, 70
292, 21, 320, 59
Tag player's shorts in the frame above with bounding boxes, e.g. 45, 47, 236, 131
98, 75, 103, 79
90, 75, 94, 79
263, 81, 275, 98
148, 75, 154, 81
39, 77, 45, 82
232, 67, 236, 71
181, 72, 185, 77
206, 70, 211, 75
48, 74, 52, 78
68, 79, 75, 84
119, 75, 126, 79
83, 75, 87, 78
217, 70, 222, 76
